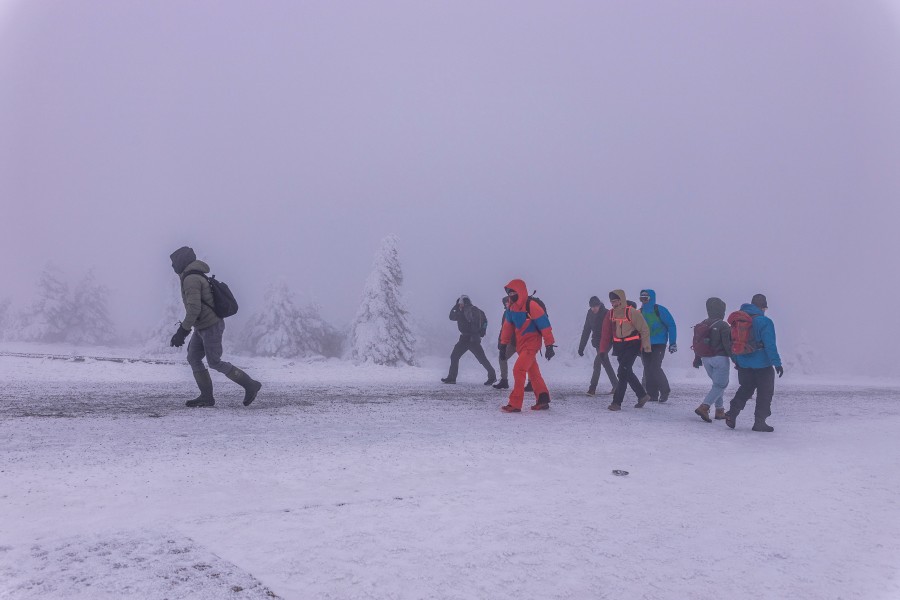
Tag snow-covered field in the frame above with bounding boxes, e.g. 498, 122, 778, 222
1, 349, 899, 600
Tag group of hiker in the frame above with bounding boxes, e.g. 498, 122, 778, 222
166, 246, 782, 433
441, 281, 783, 433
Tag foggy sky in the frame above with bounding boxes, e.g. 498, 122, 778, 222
1, 1, 898, 374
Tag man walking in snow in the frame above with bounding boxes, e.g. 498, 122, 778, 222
599, 290, 652, 411
442, 295, 496, 385
725, 294, 783, 432
169, 246, 261, 408
492, 295, 516, 390
639, 289, 677, 402
499, 279, 556, 412
691, 297, 732, 422
579, 296, 617, 396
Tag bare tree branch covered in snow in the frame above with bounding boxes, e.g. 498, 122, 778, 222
239, 281, 342, 358
19, 262, 71, 343
66, 269, 117, 345
349, 235, 416, 366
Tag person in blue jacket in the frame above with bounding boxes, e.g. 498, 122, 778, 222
639, 289, 677, 402
725, 294, 783, 432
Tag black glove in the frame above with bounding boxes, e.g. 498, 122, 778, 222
545, 345, 556, 361
692, 357, 702, 369
578, 348, 584, 357
668, 343, 678, 354
170, 326, 190, 347
775, 366, 784, 377
499, 344, 508, 361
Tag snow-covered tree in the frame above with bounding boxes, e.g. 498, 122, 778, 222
349, 235, 416, 366
20, 262, 72, 343
142, 278, 184, 356
0, 297, 11, 341
239, 281, 342, 358
67, 269, 117, 345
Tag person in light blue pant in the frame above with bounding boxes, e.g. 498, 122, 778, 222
691, 297, 732, 422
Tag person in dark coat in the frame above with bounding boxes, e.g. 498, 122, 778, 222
442, 295, 497, 385
578, 296, 618, 395
492, 296, 516, 389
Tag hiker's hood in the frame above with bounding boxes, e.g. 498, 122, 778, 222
457, 294, 471, 306
609, 289, 627, 304
640, 289, 657, 309
170, 246, 196, 275
706, 297, 726, 320
505, 279, 528, 310
741, 303, 764, 317
181, 260, 211, 277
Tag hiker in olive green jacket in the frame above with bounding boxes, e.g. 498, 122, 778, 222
169, 246, 261, 408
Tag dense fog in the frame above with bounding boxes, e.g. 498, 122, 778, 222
1, 1, 897, 374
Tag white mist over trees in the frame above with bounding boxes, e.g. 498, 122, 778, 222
142, 279, 183, 356
350, 235, 416, 366
67, 269, 116, 345
19, 263, 71, 343
239, 281, 342, 359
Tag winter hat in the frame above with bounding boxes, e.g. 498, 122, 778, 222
458, 295, 471, 306
751, 294, 768, 309
706, 297, 726, 320
170, 246, 196, 275
608, 291, 621, 301
589, 296, 602, 307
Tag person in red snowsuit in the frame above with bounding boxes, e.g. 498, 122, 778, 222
498, 279, 556, 412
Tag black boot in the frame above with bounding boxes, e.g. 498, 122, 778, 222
752, 419, 774, 432
725, 411, 737, 429
524, 381, 533, 392
492, 378, 509, 389
441, 377, 456, 384
532, 392, 550, 410
226, 367, 262, 406
186, 369, 215, 407
484, 375, 497, 386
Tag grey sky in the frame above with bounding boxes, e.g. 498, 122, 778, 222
1, 1, 898, 373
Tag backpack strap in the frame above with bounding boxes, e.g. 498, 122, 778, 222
180, 270, 216, 313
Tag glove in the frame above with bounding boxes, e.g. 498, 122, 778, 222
499, 344, 508, 361
545, 345, 556, 361
578, 348, 584, 357
170, 326, 190, 347
669, 344, 678, 354
692, 357, 702, 369
775, 366, 784, 378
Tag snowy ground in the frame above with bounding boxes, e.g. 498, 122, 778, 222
1, 347, 899, 599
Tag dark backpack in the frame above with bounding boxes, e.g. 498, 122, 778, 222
691, 319, 721, 358
727, 311, 759, 355
473, 306, 488, 337
182, 270, 239, 318
525, 295, 548, 331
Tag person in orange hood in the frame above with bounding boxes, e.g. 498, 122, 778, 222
598, 289, 652, 411
498, 279, 556, 412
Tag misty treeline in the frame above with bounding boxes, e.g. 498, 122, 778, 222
0, 236, 417, 366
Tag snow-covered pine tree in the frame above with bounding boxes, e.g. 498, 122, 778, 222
67, 269, 117, 346
142, 278, 184, 356
239, 281, 305, 357
295, 300, 343, 358
20, 262, 72, 343
349, 235, 416, 366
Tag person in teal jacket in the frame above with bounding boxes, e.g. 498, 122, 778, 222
725, 294, 783, 432
639, 289, 677, 402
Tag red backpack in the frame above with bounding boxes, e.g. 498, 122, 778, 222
727, 311, 759, 355
691, 319, 720, 358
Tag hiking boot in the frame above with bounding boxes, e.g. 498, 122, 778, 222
725, 412, 737, 429
659, 392, 670, 404
635, 394, 651, 408
492, 378, 509, 390
531, 392, 550, 411
752, 420, 775, 433
586, 387, 597, 396
500, 404, 521, 413
607, 403, 621, 411
186, 369, 215, 408
484, 376, 497, 386
524, 381, 533, 392
226, 367, 262, 406
695, 404, 712, 423
441, 377, 456, 384
714, 408, 726, 420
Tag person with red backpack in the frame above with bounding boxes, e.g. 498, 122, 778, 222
691, 297, 732, 422
598, 290, 652, 411
498, 279, 556, 412
724, 294, 783, 432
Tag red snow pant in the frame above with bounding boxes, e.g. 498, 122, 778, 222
508, 346, 549, 409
